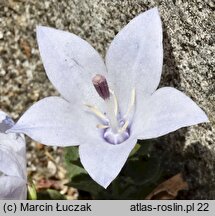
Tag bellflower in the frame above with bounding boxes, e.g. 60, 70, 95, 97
0, 110, 27, 199
8, 8, 208, 188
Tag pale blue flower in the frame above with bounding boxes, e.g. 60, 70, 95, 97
8, 8, 208, 188
0, 110, 27, 199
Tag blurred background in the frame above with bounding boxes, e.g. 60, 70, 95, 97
0, 0, 214, 199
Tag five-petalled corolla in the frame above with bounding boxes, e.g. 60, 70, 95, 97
8, 8, 208, 188
0, 110, 27, 199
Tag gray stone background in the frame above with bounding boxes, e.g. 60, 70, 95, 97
0, 0, 214, 199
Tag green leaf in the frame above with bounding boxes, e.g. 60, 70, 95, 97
129, 140, 153, 158
123, 156, 162, 186
64, 146, 87, 179
64, 146, 79, 162
129, 143, 141, 157
64, 142, 164, 199
27, 182, 37, 200
64, 146, 103, 195
67, 173, 104, 195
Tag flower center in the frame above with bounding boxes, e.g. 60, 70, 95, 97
85, 74, 135, 145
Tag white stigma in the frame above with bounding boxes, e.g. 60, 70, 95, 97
104, 92, 119, 133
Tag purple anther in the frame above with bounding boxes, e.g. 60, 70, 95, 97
92, 74, 110, 100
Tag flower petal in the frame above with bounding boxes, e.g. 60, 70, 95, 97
0, 145, 25, 178
0, 110, 26, 179
8, 96, 100, 146
0, 176, 26, 200
79, 137, 137, 188
36, 26, 106, 107
134, 87, 209, 139
105, 7, 163, 114
0, 132, 26, 164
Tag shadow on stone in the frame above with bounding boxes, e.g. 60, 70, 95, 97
150, 131, 215, 199
150, 23, 193, 197
149, 24, 214, 199
159, 23, 182, 89
179, 142, 215, 199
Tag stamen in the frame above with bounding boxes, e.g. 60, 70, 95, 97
84, 104, 107, 121
124, 88, 136, 119
92, 74, 110, 100
96, 124, 109, 129
118, 120, 129, 134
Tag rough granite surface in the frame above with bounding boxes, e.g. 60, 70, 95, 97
0, 0, 214, 199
